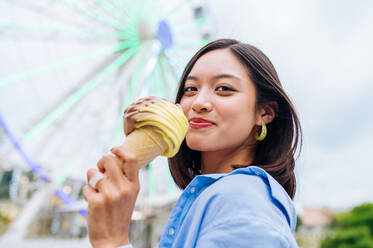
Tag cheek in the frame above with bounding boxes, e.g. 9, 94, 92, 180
180, 98, 191, 114
218, 103, 257, 135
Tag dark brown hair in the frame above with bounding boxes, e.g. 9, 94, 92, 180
168, 39, 302, 199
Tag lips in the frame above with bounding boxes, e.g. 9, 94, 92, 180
189, 118, 215, 128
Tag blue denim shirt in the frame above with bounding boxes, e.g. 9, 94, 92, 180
126, 166, 298, 248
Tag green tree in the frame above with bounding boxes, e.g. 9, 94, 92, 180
295, 215, 302, 232
321, 226, 373, 248
321, 203, 373, 248
336, 203, 373, 235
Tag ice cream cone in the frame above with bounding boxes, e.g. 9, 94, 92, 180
120, 126, 168, 169
113, 97, 189, 171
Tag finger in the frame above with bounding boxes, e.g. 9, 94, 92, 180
90, 173, 106, 190
87, 168, 118, 198
82, 184, 99, 202
87, 168, 100, 184
87, 168, 98, 183
110, 146, 139, 182
87, 168, 107, 191
97, 154, 124, 184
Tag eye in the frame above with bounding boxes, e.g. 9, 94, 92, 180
216, 86, 234, 92
183, 86, 198, 92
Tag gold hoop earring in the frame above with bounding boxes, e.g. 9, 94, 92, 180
255, 121, 267, 141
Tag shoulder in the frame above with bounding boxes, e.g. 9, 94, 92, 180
196, 170, 272, 216
196, 215, 296, 247
194, 166, 296, 232
209, 170, 269, 197
197, 172, 270, 212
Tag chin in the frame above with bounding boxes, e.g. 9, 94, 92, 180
185, 137, 215, 152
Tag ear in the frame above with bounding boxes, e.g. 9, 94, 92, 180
255, 101, 278, 125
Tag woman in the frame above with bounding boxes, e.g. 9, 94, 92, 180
83, 39, 302, 247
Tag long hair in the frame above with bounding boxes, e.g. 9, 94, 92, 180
168, 39, 302, 199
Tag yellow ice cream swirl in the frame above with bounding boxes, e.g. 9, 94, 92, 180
136, 100, 188, 157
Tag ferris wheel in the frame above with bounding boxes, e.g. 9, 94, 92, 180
0, 0, 215, 240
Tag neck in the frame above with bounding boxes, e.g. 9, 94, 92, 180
200, 144, 255, 174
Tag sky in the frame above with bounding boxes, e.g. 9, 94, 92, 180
207, 0, 373, 210
0, 0, 372, 212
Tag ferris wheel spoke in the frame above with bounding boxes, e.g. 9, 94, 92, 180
108, 0, 133, 19
5, 1, 142, 43
20, 53, 119, 150
30, 74, 119, 169
126, 49, 153, 102
0, 21, 119, 39
5, 1, 87, 31
105, 0, 126, 15
141, 0, 163, 25
7, 0, 116, 36
110, 43, 156, 146
147, 61, 166, 98
138, 54, 164, 99
160, 52, 182, 82
92, 45, 148, 148
0, 42, 132, 88
55, 0, 124, 30
118, 27, 139, 41
88, 0, 136, 32
93, 0, 123, 22
37, 74, 124, 175
173, 37, 210, 48
117, 0, 144, 21
148, 161, 157, 197
112, 3, 147, 36
119, 1, 161, 38
22, 44, 140, 142
157, 63, 172, 98
166, 0, 196, 21
168, 47, 194, 62
89, 0, 120, 18
57, 161, 75, 185
94, 1, 144, 42
0, 113, 48, 180
29, 71, 111, 160
158, 57, 177, 99
172, 16, 211, 34
166, 47, 205, 74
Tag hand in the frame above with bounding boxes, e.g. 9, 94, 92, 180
83, 147, 140, 248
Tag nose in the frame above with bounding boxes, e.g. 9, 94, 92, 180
191, 89, 212, 113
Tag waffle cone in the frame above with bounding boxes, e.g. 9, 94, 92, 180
120, 126, 168, 168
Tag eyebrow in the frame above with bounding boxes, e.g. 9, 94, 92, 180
186, 73, 241, 81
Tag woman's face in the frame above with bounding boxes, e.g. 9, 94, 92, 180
180, 48, 262, 152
